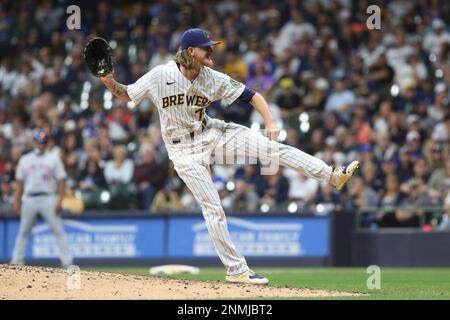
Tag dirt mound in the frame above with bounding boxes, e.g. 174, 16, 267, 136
0, 264, 362, 300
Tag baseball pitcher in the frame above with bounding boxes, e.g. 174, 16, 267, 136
11, 130, 73, 268
84, 29, 358, 284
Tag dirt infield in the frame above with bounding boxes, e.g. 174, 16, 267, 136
0, 264, 363, 299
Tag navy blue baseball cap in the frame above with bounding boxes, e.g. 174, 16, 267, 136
180, 28, 220, 50
33, 130, 49, 144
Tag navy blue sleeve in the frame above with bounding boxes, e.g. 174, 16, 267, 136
237, 87, 256, 103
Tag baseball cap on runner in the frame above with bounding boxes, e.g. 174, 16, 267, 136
180, 28, 220, 50
33, 130, 49, 144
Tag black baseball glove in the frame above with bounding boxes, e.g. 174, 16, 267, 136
83, 37, 114, 77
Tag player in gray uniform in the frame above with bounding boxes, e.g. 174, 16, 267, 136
11, 130, 73, 268
99, 28, 359, 284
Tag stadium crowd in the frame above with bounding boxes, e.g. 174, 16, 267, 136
0, 0, 449, 228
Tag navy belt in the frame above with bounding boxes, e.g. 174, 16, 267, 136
27, 192, 51, 197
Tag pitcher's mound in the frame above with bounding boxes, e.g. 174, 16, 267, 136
0, 264, 363, 299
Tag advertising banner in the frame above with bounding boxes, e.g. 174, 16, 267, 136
0, 220, 4, 261
167, 216, 329, 258
5, 218, 164, 259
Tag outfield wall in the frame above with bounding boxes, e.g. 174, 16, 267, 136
352, 229, 450, 267
3, 211, 448, 267
0, 211, 350, 267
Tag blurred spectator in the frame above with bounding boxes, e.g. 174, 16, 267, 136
400, 157, 430, 208
314, 184, 345, 215
380, 157, 398, 181
77, 158, 108, 191
223, 50, 248, 82
366, 53, 394, 99
359, 32, 386, 69
404, 130, 423, 158
377, 174, 407, 227
275, 78, 302, 129
386, 31, 416, 76
227, 179, 258, 211
428, 83, 449, 127
428, 155, 450, 203
133, 144, 167, 209
431, 114, 450, 143
438, 193, 450, 231
373, 131, 397, 164
425, 139, 447, 171
0, 133, 11, 174
213, 175, 233, 209
47, 134, 62, 157
180, 185, 200, 212
104, 145, 134, 185
324, 74, 356, 124
397, 146, 415, 183
61, 179, 85, 214
149, 45, 174, 70
438, 42, 450, 66
273, 9, 316, 59
315, 136, 346, 168
0, 59, 18, 92
351, 102, 373, 145
64, 151, 80, 181
0, 174, 14, 215
388, 0, 413, 18
423, 18, 450, 57
234, 164, 266, 197
301, 77, 329, 112
394, 54, 428, 93
62, 131, 83, 159
361, 160, 384, 194
259, 169, 289, 207
135, 100, 154, 130
76, 158, 108, 209
151, 178, 182, 212
395, 179, 431, 227
245, 58, 275, 98
107, 103, 134, 144
387, 112, 410, 149
373, 99, 393, 135
322, 112, 339, 137
349, 176, 380, 214
394, 82, 423, 114
284, 167, 318, 204
104, 145, 136, 209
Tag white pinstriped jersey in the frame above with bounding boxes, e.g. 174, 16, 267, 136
127, 60, 245, 139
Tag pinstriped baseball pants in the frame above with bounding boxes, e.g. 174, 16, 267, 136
165, 118, 332, 275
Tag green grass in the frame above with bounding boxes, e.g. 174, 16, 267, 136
88, 266, 450, 300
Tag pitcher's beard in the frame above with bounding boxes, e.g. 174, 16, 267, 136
202, 57, 214, 67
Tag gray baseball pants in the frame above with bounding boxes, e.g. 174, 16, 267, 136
11, 194, 73, 267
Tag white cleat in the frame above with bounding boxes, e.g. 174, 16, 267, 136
225, 270, 269, 285
330, 160, 360, 190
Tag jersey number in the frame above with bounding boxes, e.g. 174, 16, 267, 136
195, 109, 207, 130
